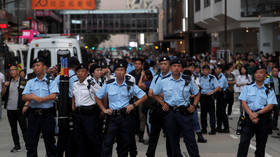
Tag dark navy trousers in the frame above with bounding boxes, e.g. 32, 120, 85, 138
237, 114, 272, 157
164, 110, 200, 157
101, 113, 134, 157
200, 94, 216, 131
146, 108, 173, 157
73, 113, 101, 157
27, 112, 57, 157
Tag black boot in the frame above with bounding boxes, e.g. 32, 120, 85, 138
196, 132, 207, 143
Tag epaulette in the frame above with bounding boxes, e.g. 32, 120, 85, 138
106, 79, 115, 84
162, 74, 171, 80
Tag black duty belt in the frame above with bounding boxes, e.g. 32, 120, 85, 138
75, 105, 100, 114
169, 105, 193, 115
111, 108, 127, 116
30, 107, 55, 116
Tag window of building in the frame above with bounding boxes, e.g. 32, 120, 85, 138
215, 0, 222, 3
204, 0, 210, 8
195, 0, 201, 11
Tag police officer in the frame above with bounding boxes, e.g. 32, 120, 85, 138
264, 66, 280, 131
146, 56, 174, 157
199, 65, 219, 135
215, 64, 229, 133
95, 61, 147, 157
72, 64, 102, 157
237, 65, 277, 157
90, 63, 103, 86
22, 57, 59, 157
184, 64, 207, 143
153, 59, 200, 157
55, 57, 79, 157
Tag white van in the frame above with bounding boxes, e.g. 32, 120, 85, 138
26, 37, 82, 74
5, 43, 28, 70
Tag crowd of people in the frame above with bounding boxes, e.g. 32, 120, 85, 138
0, 50, 279, 157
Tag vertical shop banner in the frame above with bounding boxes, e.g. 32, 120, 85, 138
32, 0, 96, 10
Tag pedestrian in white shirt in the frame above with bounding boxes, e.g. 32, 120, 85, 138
236, 66, 252, 114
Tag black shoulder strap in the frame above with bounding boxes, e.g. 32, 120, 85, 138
69, 74, 76, 79
247, 82, 254, 85
162, 74, 171, 80
87, 79, 95, 90
106, 79, 115, 84
264, 84, 272, 96
209, 75, 214, 82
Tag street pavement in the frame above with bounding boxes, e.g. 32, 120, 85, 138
0, 100, 279, 157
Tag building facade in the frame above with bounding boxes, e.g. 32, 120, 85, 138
194, 0, 260, 54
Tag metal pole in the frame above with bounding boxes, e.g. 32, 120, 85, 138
224, 0, 228, 61
17, 0, 19, 43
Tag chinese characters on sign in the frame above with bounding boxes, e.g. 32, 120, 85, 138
32, 0, 96, 10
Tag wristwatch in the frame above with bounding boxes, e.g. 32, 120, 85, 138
191, 104, 197, 108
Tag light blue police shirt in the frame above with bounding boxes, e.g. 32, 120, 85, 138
96, 79, 146, 110
239, 82, 278, 111
150, 71, 171, 91
217, 73, 228, 91
55, 70, 78, 98
153, 73, 199, 107
199, 74, 219, 94
23, 74, 59, 109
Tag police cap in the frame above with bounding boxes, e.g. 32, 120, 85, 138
170, 59, 183, 66
254, 64, 266, 73
90, 64, 102, 74
215, 64, 223, 70
101, 62, 108, 68
202, 65, 210, 69
114, 61, 127, 71
159, 56, 170, 62
32, 57, 46, 66
75, 64, 88, 71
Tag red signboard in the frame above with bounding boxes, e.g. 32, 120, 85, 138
0, 24, 7, 29
32, 0, 96, 10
